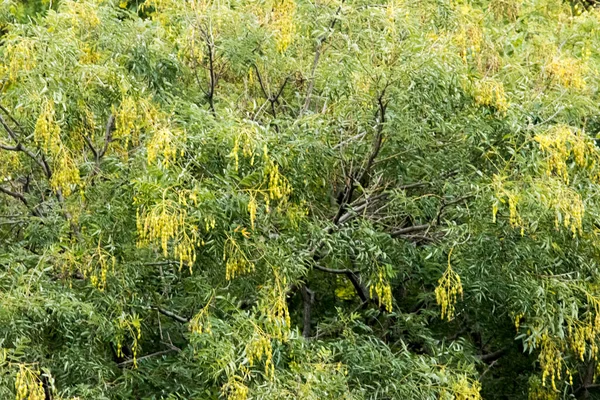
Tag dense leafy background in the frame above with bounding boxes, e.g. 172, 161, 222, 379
1, 0, 600, 399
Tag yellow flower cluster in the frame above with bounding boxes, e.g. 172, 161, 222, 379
221, 375, 249, 400
223, 235, 255, 280
0, 152, 21, 182
113, 97, 140, 151
245, 329, 274, 377
528, 376, 560, 400
369, 269, 393, 312
147, 126, 183, 168
265, 269, 291, 339
116, 314, 142, 368
451, 375, 482, 400
539, 335, 565, 391
83, 238, 115, 292
137, 197, 198, 272
489, 0, 520, 20
474, 78, 508, 113
4, 38, 37, 83
50, 148, 82, 197
546, 56, 587, 89
492, 175, 524, 233
435, 248, 463, 321
231, 126, 257, 172
269, 0, 297, 52
34, 101, 81, 196
34, 100, 61, 155
62, 0, 101, 30
15, 364, 45, 400
545, 181, 583, 237
514, 312, 524, 332
535, 125, 594, 184
189, 296, 213, 335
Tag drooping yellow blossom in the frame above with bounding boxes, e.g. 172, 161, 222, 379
258, 268, 291, 340
435, 248, 463, 321
223, 234, 255, 280
546, 56, 587, 89
535, 125, 595, 184
451, 375, 482, 400
15, 364, 45, 400
147, 126, 183, 167
369, 268, 393, 312
473, 78, 508, 113
221, 375, 249, 400
245, 329, 274, 377
49, 148, 81, 197
268, 0, 297, 52
34, 100, 61, 155
4, 38, 37, 82
539, 335, 564, 391
116, 314, 142, 368
137, 195, 198, 272
189, 295, 213, 335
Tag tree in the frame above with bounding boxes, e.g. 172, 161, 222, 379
0, 0, 600, 398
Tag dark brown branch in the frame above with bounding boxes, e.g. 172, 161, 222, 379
117, 347, 180, 368
0, 113, 50, 177
313, 264, 369, 303
205, 32, 216, 115
0, 186, 28, 206
390, 224, 430, 238
477, 347, 507, 363
301, 285, 315, 338
99, 114, 115, 159
154, 306, 189, 323
357, 94, 387, 186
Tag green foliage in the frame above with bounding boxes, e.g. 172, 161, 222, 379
2, 0, 600, 399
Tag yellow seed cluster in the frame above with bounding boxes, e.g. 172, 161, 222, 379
492, 175, 524, 233
231, 127, 256, 172
34, 101, 81, 196
79, 43, 100, 64
453, 5, 483, 64
221, 375, 249, 400
113, 97, 139, 151
245, 329, 274, 377
147, 126, 183, 167
435, 248, 463, 321
4, 38, 37, 83
15, 364, 45, 400
539, 335, 565, 391
189, 296, 213, 335
451, 375, 482, 400
535, 125, 595, 185
528, 376, 560, 400
34, 100, 61, 155
223, 235, 255, 280
83, 238, 115, 292
369, 269, 393, 312
137, 198, 198, 273
257, 268, 291, 341
269, 0, 296, 52
50, 148, 81, 197
62, 0, 101, 29
474, 78, 508, 113
546, 56, 586, 89
489, 0, 520, 20
116, 315, 142, 368
545, 182, 583, 237
514, 312, 524, 332
0, 152, 21, 182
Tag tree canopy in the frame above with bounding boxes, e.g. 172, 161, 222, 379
1, 0, 600, 398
